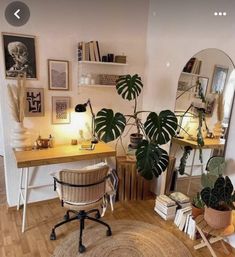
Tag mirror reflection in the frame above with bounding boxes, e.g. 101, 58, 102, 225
167, 48, 235, 199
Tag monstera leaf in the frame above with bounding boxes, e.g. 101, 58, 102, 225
116, 74, 143, 101
144, 111, 178, 145
136, 140, 169, 180
213, 176, 234, 202
95, 108, 126, 143
201, 187, 220, 209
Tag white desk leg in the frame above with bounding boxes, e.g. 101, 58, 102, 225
187, 149, 196, 195
17, 168, 23, 210
22, 167, 29, 233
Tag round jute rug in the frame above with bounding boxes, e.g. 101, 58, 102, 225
52, 219, 192, 257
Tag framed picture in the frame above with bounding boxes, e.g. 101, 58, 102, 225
211, 65, 229, 93
52, 96, 71, 124
2, 33, 37, 79
25, 88, 44, 117
48, 59, 69, 90
194, 76, 209, 98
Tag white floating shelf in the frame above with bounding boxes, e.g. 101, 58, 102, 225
181, 72, 202, 77
78, 61, 128, 66
79, 84, 116, 88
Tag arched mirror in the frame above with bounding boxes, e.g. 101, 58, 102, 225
167, 48, 235, 199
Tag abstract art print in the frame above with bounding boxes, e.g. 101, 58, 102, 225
25, 88, 44, 117
52, 96, 70, 124
211, 65, 229, 93
48, 59, 69, 90
2, 33, 37, 79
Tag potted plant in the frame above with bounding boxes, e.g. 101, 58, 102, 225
201, 175, 235, 229
191, 192, 205, 218
94, 74, 178, 180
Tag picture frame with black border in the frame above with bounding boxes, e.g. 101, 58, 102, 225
52, 96, 71, 124
2, 32, 37, 79
48, 59, 69, 90
211, 65, 229, 93
25, 88, 44, 117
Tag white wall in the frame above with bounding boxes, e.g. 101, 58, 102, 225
0, 104, 4, 156
0, 0, 149, 206
145, 0, 235, 246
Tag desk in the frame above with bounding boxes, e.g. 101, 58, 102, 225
172, 138, 224, 194
13, 142, 116, 232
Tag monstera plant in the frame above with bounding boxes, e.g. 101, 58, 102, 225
94, 74, 178, 180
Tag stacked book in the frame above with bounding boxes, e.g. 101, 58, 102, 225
78, 41, 101, 62
154, 195, 177, 220
169, 192, 191, 209
174, 206, 196, 240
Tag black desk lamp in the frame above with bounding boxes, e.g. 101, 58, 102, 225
75, 99, 98, 144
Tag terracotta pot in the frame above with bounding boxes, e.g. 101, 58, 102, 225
130, 133, 143, 149
204, 207, 232, 229
192, 205, 204, 219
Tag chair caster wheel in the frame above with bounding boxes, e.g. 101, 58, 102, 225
79, 244, 86, 253
64, 214, 69, 221
106, 229, 112, 236
50, 230, 56, 240
95, 212, 101, 219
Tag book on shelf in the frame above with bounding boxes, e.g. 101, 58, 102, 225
93, 41, 101, 62
183, 57, 196, 73
89, 41, 96, 61
154, 195, 177, 220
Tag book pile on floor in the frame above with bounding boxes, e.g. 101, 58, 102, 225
78, 41, 101, 62
174, 206, 196, 240
169, 192, 191, 208
154, 195, 177, 220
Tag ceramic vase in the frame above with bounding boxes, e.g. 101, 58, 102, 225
11, 122, 30, 151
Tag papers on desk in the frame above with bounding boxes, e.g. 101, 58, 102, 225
80, 143, 95, 150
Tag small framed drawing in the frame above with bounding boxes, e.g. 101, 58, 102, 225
2, 33, 37, 79
25, 88, 44, 117
194, 76, 209, 98
211, 65, 229, 93
52, 96, 71, 124
48, 59, 69, 90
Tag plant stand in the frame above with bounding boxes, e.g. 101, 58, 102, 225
194, 215, 234, 257
116, 156, 153, 201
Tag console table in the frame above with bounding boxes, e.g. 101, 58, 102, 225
172, 137, 225, 194
13, 142, 116, 232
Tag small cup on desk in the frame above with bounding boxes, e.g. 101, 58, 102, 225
71, 139, 78, 145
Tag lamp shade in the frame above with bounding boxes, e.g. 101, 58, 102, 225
75, 104, 87, 112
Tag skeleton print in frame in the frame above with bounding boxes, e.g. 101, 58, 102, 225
2, 33, 37, 79
25, 88, 44, 117
52, 96, 71, 124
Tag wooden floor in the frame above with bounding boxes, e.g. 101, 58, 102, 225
0, 199, 234, 257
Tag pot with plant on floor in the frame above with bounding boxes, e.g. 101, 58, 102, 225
191, 192, 205, 218
201, 175, 235, 229
94, 74, 178, 180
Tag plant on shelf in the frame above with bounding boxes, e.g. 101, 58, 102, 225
94, 74, 178, 180
201, 175, 235, 229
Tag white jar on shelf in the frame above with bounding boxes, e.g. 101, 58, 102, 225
79, 74, 85, 85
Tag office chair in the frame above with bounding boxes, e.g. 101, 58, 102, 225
50, 165, 112, 253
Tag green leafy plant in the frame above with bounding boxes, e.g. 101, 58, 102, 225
178, 146, 192, 175
201, 156, 225, 188
201, 176, 235, 211
95, 74, 178, 180
192, 192, 205, 209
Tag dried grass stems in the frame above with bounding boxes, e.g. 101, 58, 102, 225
7, 75, 26, 123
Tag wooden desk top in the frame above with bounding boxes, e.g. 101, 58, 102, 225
172, 137, 225, 149
14, 142, 116, 168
